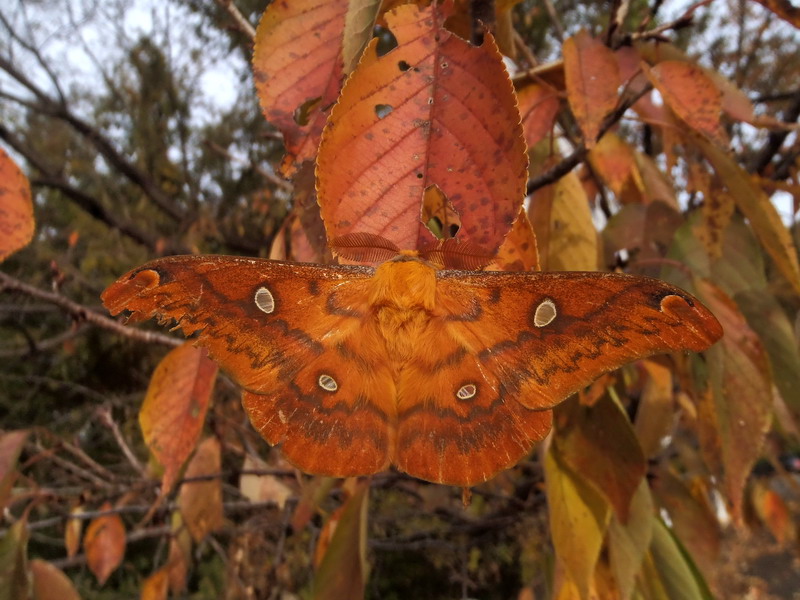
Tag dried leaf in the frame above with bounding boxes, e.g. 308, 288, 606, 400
179, 437, 223, 543
516, 82, 560, 148
30, 559, 81, 600
588, 132, 640, 201
253, 0, 347, 176
634, 360, 674, 458
644, 61, 727, 147
317, 2, 526, 254
84, 502, 126, 586
64, 506, 84, 559
343, 0, 381, 74
608, 481, 654, 600
563, 31, 620, 147
140, 343, 217, 494
529, 171, 597, 271
545, 446, 610, 599
0, 519, 29, 600
0, 430, 28, 510
311, 479, 369, 600
695, 280, 772, 523
555, 394, 647, 523
651, 467, 720, 578
0, 148, 34, 262
696, 135, 800, 296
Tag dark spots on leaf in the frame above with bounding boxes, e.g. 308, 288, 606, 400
416, 173, 424, 179
365, 132, 374, 141
398, 60, 411, 71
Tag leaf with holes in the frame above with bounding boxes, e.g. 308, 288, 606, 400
253, 0, 347, 177
317, 1, 526, 254
0, 149, 34, 263
139, 343, 217, 495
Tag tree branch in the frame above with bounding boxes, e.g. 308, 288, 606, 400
0, 271, 181, 348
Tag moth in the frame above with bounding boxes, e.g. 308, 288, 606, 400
102, 245, 722, 486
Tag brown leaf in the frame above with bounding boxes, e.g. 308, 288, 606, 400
529, 171, 597, 271
84, 502, 126, 586
696, 135, 800, 296
311, 479, 369, 600
317, 2, 526, 255
695, 280, 772, 523
651, 467, 720, 579
0, 430, 28, 510
179, 437, 223, 543
252, 0, 347, 177
634, 360, 674, 458
562, 31, 620, 147
0, 148, 34, 262
516, 82, 560, 148
343, 0, 382, 74
554, 394, 647, 523
644, 61, 727, 147
544, 446, 609, 599
140, 342, 217, 494
30, 559, 81, 600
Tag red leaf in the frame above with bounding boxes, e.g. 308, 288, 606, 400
253, 0, 347, 177
317, 1, 526, 255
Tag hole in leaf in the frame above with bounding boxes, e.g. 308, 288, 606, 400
375, 25, 398, 56
422, 184, 461, 240
416, 172, 423, 179
375, 104, 393, 119
398, 60, 411, 71
293, 96, 321, 126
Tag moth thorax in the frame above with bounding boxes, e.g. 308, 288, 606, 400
369, 259, 437, 311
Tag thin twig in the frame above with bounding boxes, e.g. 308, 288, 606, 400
0, 271, 181, 348
96, 406, 147, 477
214, 0, 256, 41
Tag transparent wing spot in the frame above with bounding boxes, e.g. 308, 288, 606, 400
318, 373, 338, 393
254, 286, 275, 314
534, 299, 557, 327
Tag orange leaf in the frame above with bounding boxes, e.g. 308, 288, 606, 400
140, 343, 217, 495
0, 148, 34, 262
140, 566, 169, 600
588, 132, 640, 201
84, 502, 126, 585
489, 207, 540, 271
30, 559, 81, 600
317, 1, 527, 254
751, 0, 800, 28
178, 437, 223, 543
253, 0, 347, 177
0, 430, 28, 510
644, 61, 727, 147
562, 31, 619, 147
516, 82, 560, 148
64, 506, 84, 559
